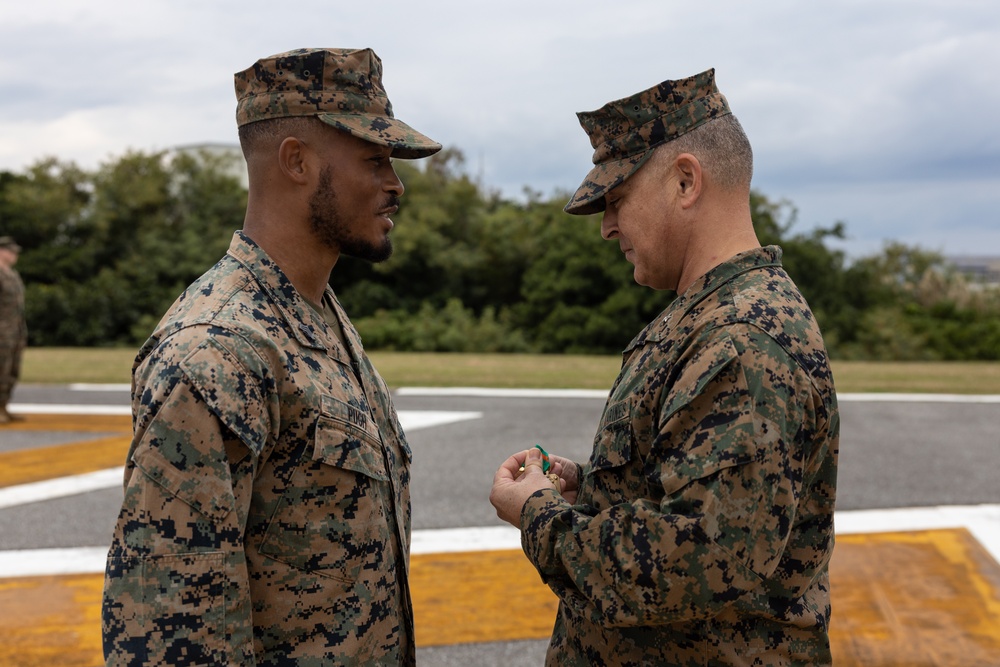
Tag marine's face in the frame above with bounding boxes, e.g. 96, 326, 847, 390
307, 130, 404, 263
0, 248, 17, 268
600, 158, 687, 291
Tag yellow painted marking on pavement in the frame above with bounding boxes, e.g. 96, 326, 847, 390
4, 529, 999, 663
411, 549, 557, 646
3, 414, 999, 662
0, 436, 131, 489
0, 414, 131, 489
0, 574, 104, 667
830, 528, 1000, 665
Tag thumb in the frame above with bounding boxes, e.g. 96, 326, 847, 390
521, 446, 545, 474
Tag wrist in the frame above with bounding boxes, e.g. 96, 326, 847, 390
519, 486, 562, 529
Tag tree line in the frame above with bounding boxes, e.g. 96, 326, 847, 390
1, 148, 998, 360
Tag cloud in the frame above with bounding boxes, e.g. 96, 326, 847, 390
1, 0, 998, 258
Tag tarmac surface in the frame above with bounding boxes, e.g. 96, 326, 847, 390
2, 383, 999, 665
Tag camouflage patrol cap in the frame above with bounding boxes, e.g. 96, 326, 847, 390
235, 47, 442, 159
565, 68, 731, 215
0, 236, 20, 252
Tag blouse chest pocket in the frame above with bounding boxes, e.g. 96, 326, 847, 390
258, 396, 392, 583
584, 398, 645, 504
313, 399, 388, 481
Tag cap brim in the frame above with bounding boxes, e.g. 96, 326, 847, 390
318, 113, 442, 159
564, 150, 654, 215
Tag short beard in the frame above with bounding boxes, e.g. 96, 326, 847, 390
308, 165, 394, 263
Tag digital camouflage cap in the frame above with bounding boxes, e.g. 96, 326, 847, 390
0, 236, 21, 252
235, 47, 442, 159
565, 68, 731, 215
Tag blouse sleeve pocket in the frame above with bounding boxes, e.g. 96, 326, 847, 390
179, 338, 269, 458
656, 333, 755, 497
130, 384, 237, 523
660, 332, 742, 423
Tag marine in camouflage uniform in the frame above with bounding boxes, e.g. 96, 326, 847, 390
102, 48, 441, 666
491, 70, 839, 666
0, 236, 26, 424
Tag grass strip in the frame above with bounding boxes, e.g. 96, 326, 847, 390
20, 348, 1000, 394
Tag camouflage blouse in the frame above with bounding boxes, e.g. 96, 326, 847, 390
0, 264, 26, 345
102, 232, 414, 666
521, 246, 840, 666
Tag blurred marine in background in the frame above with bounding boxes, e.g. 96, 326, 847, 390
0, 235, 26, 424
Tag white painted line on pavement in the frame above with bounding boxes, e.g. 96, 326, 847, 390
0, 410, 482, 510
412, 526, 522, 554
12, 393, 1000, 416
399, 410, 482, 431
0, 546, 109, 577
8, 403, 132, 416
69, 383, 131, 392
407, 505, 1000, 562
0, 467, 125, 510
398, 388, 1000, 403
837, 393, 1000, 403
397, 387, 611, 399
834, 504, 1000, 562
3, 505, 999, 578
6, 405, 483, 427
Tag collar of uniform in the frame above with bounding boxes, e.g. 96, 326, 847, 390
318, 289, 365, 369
226, 230, 331, 352
624, 245, 784, 351
323, 290, 366, 354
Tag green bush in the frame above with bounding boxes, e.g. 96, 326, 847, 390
354, 299, 532, 353
6, 147, 1000, 360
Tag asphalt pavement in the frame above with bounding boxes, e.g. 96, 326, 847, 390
2, 383, 999, 665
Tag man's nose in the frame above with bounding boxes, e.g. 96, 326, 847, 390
600, 208, 618, 240
385, 165, 404, 197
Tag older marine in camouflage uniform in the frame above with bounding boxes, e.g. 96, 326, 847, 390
0, 236, 26, 424
102, 48, 441, 666
491, 70, 839, 666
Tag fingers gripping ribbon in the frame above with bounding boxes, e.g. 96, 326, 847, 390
517, 444, 562, 494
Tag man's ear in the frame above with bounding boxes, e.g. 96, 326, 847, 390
277, 136, 311, 185
673, 153, 703, 209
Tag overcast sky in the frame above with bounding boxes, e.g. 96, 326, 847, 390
1, 0, 998, 259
